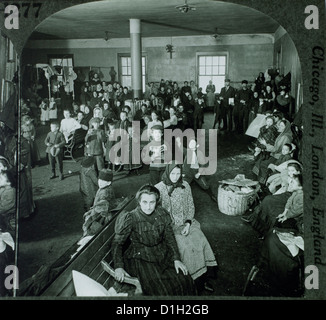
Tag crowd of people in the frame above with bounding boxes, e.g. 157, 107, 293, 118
0, 67, 304, 296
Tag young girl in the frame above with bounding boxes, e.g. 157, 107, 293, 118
267, 161, 302, 195
141, 125, 171, 185
124, 125, 142, 173
39, 99, 49, 125
105, 120, 117, 169
48, 97, 58, 121
21, 115, 40, 167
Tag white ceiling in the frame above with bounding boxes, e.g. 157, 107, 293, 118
30, 0, 280, 40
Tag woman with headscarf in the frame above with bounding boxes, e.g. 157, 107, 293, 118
253, 119, 293, 184
112, 184, 196, 296
155, 162, 218, 293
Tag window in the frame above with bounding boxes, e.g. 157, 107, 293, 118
120, 56, 146, 92
198, 55, 227, 93
48, 54, 74, 83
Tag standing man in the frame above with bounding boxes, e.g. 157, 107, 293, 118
234, 80, 252, 134
214, 79, 236, 131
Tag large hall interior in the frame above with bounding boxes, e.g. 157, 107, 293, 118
0, 0, 304, 298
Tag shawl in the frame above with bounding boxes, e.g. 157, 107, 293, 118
161, 162, 185, 196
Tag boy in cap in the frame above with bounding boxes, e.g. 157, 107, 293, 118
82, 169, 117, 236
79, 156, 98, 211
44, 121, 66, 180
85, 117, 107, 175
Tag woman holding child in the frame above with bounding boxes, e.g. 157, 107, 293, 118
252, 119, 293, 183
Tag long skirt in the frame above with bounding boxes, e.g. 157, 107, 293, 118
259, 229, 304, 296
124, 257, 196, 296
174, 220, 217, 280
248, 192, 291, 235
252, 155, 277, 184
30, 140, 41, 166
19, 168, 35, 218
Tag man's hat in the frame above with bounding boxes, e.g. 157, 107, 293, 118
225, 79, 231, 82
242, 80, 248, 84
98, 169, 113, 182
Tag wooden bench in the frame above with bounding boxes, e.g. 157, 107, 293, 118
19, 196, 138, 297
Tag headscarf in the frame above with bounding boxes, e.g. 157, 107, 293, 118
276, 119, 293, 143
161, 161, 185, 196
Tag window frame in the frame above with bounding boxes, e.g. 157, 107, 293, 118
118, 53, 147, 92
196, 52, 229, 93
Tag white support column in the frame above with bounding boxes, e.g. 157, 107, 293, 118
129, 19, 142, 99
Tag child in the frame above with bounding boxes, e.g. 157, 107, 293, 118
141, 125, 171, 185
124, 125, 142, 173
21, 115, 40, 167
79, 156, 98, 211
82, 169, 117, 236
60, 109, 81, 143
163, 106, 178, 129
268, 161, 302, 195
44, 121, 66, 180
39, 99, 49, 125
105, 120, 117, 169
48, 97, 58, 121
176, 104, 188, 130
85, 117, 107, 174
253, 116, 279, 158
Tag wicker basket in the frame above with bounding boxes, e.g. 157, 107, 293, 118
217, 184, 258, 216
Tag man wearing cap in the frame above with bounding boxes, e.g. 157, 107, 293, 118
79, 156, 98, 211
214, 79, 236, 131
234, 80, 253, 134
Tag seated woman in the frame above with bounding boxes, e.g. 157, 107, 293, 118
250, 115, 278, 158
112, 184, 196, 296
253, 119, 293, 184
155, 162, 218, 293
246, 175, 304, 297
0, 170, 16, 237
243, 172, 303, 237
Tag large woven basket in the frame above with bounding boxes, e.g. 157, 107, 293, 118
217, 184, 258, 216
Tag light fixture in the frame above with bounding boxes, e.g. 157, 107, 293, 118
104, 31, 110, 41
175, 0, 196, 14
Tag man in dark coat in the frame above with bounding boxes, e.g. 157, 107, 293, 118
214, 79, 236, 131
234, 80, 252, 134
